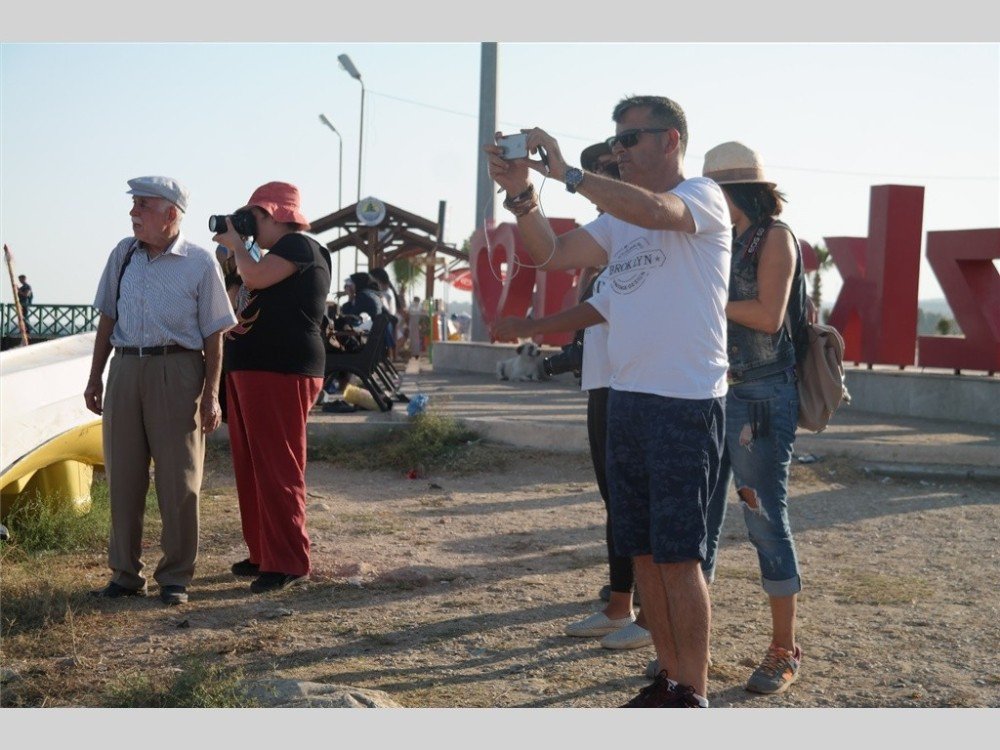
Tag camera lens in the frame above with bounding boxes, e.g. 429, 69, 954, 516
542, 341, 584, 378
208, 215, 228, 233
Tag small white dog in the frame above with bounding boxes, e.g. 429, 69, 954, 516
496, 342, 547, 382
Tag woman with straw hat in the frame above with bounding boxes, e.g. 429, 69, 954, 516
699, 141, 810, 694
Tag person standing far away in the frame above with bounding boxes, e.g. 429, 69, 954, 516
369, 267, 402, 360
16, 274, 33, 332
84, 176, 237, 606
485, 95, 731, 708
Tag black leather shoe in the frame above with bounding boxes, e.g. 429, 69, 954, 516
231, 558, 260, 578
91, 581, 147, 599
250, 572, 308, 594
159, 585, 188, 605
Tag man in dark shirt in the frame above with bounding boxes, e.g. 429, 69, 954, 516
16, 275, 32, 332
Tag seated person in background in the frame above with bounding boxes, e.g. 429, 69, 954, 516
341, 272, 383, 321
328, 272, 383, 396
450, 311, 472, 340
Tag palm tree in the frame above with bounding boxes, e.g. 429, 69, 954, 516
810, 242, 834, 313
390, 258, 425, 306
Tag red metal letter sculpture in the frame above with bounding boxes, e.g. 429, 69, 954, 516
827, 185, 924, 366
469, 219, 580, 346
917, 229, 1000, 372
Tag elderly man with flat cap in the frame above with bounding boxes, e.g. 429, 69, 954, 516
85, 176, 237, 606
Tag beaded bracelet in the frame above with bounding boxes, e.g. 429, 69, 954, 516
503, 184, 534, 208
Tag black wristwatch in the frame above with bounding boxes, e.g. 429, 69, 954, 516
564, 167, 585, 194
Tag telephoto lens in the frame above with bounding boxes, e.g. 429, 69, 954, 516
208, 209, 257, 237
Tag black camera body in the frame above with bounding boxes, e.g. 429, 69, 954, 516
208, 209, 256, 237
542, 339, 584, 378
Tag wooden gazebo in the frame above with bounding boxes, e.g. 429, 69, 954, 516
309, 197, 466, 301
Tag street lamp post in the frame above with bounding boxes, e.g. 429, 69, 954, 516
337, 54, 365, 204
318, 114, 343, 212
318, 113, 343, 289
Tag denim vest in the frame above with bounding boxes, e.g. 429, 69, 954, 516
727, 220, 799, 382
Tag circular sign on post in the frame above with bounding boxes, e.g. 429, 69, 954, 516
356, 197, 387, 227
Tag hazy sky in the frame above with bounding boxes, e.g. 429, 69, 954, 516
1, 42, 997, 310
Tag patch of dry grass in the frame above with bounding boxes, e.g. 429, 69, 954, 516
834, 570, 934, 605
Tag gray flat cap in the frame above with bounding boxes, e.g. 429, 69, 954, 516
126, 175, 190, 212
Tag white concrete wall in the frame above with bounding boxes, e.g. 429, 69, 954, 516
433, 342, 1000, 427
843, 368, 999, 427
431, 341, 563, 375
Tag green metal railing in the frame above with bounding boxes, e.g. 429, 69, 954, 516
2, 303, 99, 339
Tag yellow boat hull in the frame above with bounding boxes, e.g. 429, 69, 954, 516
0, 419, 104, 517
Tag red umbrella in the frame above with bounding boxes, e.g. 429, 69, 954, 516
441, 268, 473, 292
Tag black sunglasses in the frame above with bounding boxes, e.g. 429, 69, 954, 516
605, 128, 669, 150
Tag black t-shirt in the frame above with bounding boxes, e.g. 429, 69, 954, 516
224, 233, 332, 377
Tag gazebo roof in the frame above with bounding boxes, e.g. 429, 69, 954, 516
308, 199, 464, 261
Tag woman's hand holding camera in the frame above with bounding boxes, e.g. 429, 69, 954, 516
212, 218, 244, 257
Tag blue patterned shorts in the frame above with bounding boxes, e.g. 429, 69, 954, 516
606, 390, 724, 564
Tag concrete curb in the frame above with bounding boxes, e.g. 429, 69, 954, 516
860, 462, 1000, 483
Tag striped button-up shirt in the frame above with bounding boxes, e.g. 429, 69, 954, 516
94, 233, 237, 350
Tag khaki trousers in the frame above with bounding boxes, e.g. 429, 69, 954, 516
103, 350, 205, 590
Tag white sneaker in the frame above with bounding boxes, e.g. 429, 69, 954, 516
564, 611, 635, 637
600, 621, 653, 650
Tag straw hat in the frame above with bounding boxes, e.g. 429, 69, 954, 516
702, 141, 775, 186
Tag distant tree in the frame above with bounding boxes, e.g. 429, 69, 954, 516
391, 258, 425, 305
810, 242, 834, 312
935, 318, 954, 336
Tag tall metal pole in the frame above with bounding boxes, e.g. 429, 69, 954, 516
357, 84, 365, 203
471, 42, 498, 343
3, 244, 30, 347
319, 114, 344, 289
338, 53, 366, 274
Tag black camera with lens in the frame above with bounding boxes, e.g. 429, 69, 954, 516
542, 336, 584, 378
208, 209, 256, 237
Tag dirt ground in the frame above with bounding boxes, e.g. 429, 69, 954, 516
2, 443, 998, 709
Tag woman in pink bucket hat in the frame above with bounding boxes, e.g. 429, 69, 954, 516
213, 181, 331, 594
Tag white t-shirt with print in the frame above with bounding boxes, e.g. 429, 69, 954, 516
581, 268, 612, 391
584, 176, 731, 399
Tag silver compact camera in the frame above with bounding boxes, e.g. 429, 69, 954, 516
496, 132, 528, 160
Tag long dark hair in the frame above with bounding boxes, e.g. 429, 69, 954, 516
723, 183, 787, 224
370, 267, 403, 313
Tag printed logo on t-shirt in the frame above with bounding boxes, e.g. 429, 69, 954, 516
608, 237, 665, 295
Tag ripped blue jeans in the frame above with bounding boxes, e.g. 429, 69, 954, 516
703, 368, 802, 597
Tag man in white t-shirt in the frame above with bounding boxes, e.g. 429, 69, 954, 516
485, 95, 730, 708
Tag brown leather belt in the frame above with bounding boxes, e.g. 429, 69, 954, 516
115, 344, 196, 357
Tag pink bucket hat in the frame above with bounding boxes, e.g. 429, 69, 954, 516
242, 181, 311, 230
